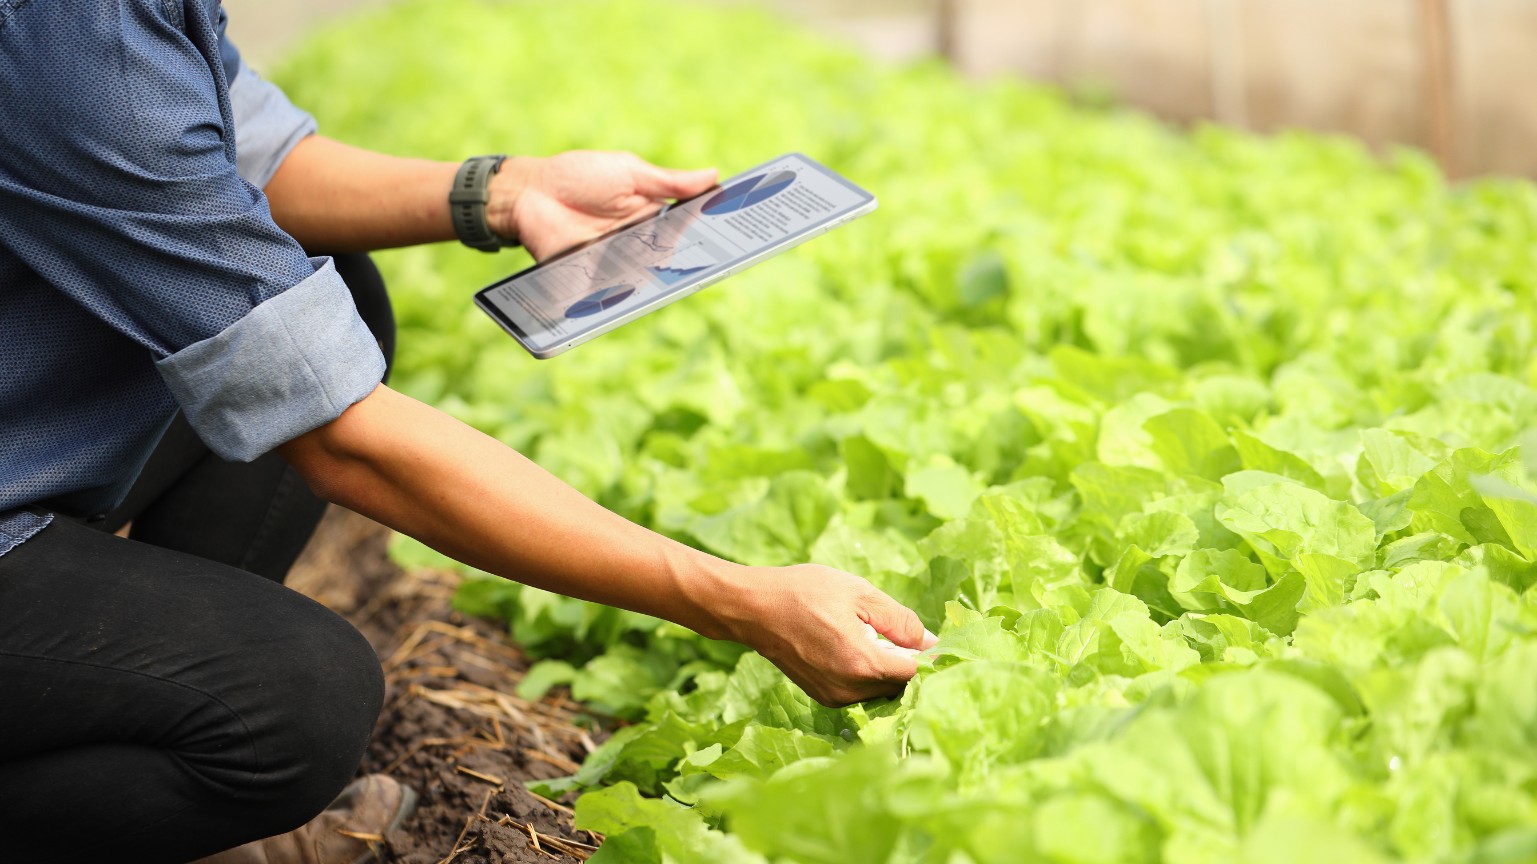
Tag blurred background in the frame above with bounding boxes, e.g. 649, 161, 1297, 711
227, 0, 1534, 179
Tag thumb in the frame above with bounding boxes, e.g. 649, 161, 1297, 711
634, 164, 719, 199
860, 591, 938, 651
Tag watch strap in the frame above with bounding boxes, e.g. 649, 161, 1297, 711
450, 155, 514, 252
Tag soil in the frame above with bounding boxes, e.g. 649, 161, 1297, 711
288, 507, 606, 863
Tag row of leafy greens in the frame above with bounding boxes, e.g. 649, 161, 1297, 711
275, 1, 1537, 861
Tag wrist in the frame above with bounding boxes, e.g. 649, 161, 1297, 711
485, 155, 536, 244
670, 551, 759, 644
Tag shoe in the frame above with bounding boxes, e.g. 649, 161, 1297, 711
193, 774, 418, 864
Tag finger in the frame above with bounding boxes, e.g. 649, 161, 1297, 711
861, 622, 919, 655
633, 164, 719, 200
859, 591, 937, 651
867, 638, 921, 684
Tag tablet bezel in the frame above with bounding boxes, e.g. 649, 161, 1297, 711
473, 152, 876, 359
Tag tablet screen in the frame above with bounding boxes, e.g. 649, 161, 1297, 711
476, 153, 873, 355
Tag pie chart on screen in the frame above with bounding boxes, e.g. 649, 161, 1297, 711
703, 170, 796, 215
565, 284, 635, 319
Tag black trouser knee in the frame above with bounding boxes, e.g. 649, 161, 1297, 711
0, 517, 385, 862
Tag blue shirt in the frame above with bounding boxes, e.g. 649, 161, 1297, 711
0, 0, 387, 554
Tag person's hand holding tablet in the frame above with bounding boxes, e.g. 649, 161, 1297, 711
487, 151, 719, 260
476, 152, 877, 358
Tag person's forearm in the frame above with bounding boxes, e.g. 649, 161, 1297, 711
277, 384, 750, 639
265, 142, 721, 260
263, 136, 526, 253
279, 384, 936, 706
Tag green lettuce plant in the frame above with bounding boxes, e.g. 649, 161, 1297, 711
277, 2, 1537, 860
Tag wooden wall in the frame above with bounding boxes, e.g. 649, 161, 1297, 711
941, 0, 1537, 178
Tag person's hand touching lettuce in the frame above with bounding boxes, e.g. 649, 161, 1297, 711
264, 139, 935, 706
278, 388, 936, 706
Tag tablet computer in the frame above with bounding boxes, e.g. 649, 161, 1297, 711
474, 152, 876, 358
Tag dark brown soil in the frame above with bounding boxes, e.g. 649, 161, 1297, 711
288, 508, 605, 863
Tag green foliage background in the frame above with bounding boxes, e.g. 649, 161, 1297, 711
277, 1, 1537, 861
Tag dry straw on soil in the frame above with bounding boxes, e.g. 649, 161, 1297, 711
289, 509, 608, 863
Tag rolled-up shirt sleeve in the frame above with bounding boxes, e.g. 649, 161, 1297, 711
0, 1, 384, 462
156, 256, 384, 461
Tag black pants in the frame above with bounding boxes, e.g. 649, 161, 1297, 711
0, 254, 395, 863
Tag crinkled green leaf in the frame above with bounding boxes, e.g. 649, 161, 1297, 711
576, 782, 765, 863
689, 471, 838, 565
707, 745, 931, 864
911, 661, 1057, 774
904, 455, 984, 520
678, 724, 840, 783
809, 519, 922, 580
1218, 480, 1377, 565
1145, 408, 1242, 481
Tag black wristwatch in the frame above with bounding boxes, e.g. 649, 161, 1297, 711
450, 155, 516, 252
